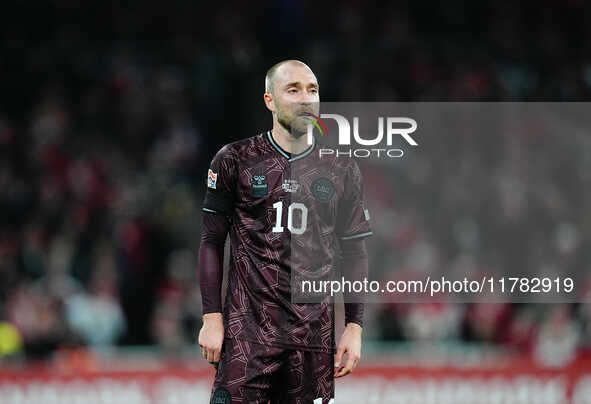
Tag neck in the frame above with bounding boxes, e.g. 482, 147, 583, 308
271, 121, 310, 154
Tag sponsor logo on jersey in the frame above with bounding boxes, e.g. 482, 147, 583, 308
207, 169, 218, 189
311, 177, 335, 201
211, 387, 231, 404
252, 175, 268, 197
282, 179, 300, 193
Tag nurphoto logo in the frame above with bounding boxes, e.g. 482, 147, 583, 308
303, 112, 418, 158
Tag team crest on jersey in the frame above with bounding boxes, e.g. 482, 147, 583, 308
311, 177, 335, 201
282, 179, 300, 193
207, 169, 218, 189
210, 387, 231, 404
251, 174, 268, 197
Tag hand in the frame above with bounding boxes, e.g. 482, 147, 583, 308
334, 322, 362, 378
198, 313, 224, 368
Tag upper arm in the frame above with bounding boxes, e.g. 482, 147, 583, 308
336, 161, 373, 241
202, 145, 238, 217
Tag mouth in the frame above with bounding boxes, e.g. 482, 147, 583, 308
297, 111, 316, 118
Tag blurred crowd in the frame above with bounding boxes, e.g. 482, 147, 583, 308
1, 0, 591, 366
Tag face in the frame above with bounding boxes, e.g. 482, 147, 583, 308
265, 64, 320, 137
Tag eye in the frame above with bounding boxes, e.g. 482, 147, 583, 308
288, 88, 298, 94
310, 88, 318, 94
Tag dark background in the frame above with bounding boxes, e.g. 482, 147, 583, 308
0, 0, 590, 365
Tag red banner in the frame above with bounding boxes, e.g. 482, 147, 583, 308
1, 356, 590, 403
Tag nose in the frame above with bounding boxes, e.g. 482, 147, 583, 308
299, 88, 317, 102
300, 94, 316, 105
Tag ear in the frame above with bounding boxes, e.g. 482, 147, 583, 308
263, 92, 275, 112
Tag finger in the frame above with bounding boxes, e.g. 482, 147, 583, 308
335, 369, 349, 377
349, 351, 360, 370
206, 348, 215, 363
335, 364, 350, 378
336, 354, 356, 378
335, 364, 351, 377
344, 352, 357, 374
334, 353, 348, 378
201, 347, 207, 359
213, 348, 221, 363
334, 346, 345, 369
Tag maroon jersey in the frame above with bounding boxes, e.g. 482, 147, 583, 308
202, 131, 372, 352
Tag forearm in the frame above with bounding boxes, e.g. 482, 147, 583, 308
199, 212, 229, 314
340, 238, 368, 327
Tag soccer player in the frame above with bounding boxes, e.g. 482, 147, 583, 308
198, 60, 371, 403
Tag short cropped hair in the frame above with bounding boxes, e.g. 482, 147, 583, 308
265, 60, 310, 94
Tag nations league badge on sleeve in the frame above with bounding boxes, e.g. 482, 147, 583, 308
208, 169, 218, 189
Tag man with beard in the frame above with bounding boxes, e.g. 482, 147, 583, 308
198, 60, 372, 403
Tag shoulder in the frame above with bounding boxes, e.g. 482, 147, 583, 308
213, 133, 267, 160
216, 134, 264, 157
318, 153, 360, 178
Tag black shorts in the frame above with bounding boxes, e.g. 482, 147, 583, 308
210, 337, 334, 404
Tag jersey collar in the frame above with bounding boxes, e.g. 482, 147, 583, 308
266, 131, 316, 162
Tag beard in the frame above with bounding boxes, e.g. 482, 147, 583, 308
278, 113, 308, 138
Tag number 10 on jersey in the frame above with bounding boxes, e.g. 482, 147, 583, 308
272, 201, 308, 234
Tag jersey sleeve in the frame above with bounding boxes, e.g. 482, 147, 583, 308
202, 145, 237, 217
336, 160, 373, 240
341, 238, 369, 327
199, 211, 230, 314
